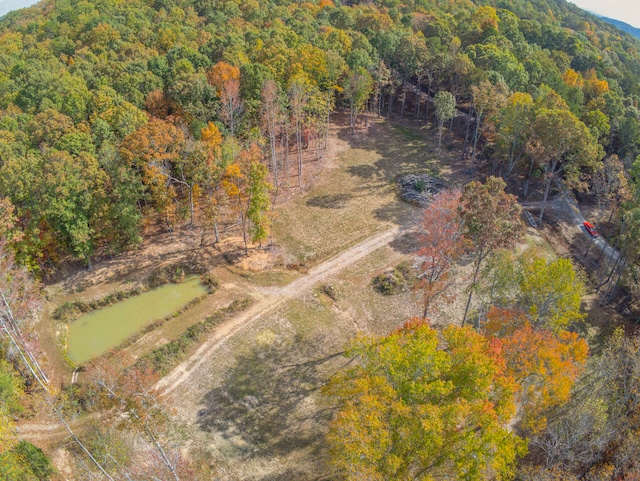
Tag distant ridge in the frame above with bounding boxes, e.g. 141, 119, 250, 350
0, 0, 39, 18
599, 16, 640, 39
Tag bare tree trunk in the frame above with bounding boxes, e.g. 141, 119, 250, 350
462, 254, 483, 327
188, 185, 194, 227
296, 119, 302, 187
448, 96, 456, 137
437, 121, 444, 169
270, 130, 278, 189
523, 156, 535, 197
601, 258, 626, 305
349, 98, 354, 134
506, 146, 524, 178
538, 159, 558, 224
325, 95, 331, 150
400, 88, 406, 119
597, 252, 622, 292
425, 77, 432, 124
462, 107, 474, 160
414, 77, 421, 121
241, 209, 248, 255
364, 99, 369, 128
471, 113, 482, 165
282, 131, 289, 187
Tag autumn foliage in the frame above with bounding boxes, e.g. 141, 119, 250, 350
326, 319, 526, 481
416, 189, 465, 317
483, 307, 588, 433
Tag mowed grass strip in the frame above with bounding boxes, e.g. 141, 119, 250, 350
135, 298, 253, 375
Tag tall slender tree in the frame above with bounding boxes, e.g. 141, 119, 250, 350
434, 90, 456, 166
416, 190, 465, 317
459, 177, 524, 326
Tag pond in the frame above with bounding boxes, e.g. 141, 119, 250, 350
67, 275, 208, 365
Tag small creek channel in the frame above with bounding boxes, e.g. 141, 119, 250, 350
67, 275, 208, 365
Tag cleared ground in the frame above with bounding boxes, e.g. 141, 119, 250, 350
32, 114, 603, 481
157, 117, 472, 480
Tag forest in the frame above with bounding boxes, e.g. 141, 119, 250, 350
1, 0, 640, 479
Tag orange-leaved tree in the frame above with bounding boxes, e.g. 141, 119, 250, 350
416, 189, 466, 318
121, 118, 215, 228
207, 62, 243, 138
483, 307, 588, 433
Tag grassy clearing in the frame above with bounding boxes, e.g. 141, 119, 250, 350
180, 242, 420, 480
272, 119, 455, 266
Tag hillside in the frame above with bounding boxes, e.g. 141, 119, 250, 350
2, 0, 640, 480
600, 15, 640, 39
0, 0, 638, 270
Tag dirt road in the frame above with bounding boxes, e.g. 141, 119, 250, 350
155, 225, 402, 396
19, 226, 405, 441
522, 182, 620, 263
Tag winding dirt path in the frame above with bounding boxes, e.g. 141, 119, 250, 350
155, 225, 402, 396
18, 226, 403, 443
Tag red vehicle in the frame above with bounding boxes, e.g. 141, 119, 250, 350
583, 221, 598, 236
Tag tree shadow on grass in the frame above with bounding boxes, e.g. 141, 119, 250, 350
346, 164, 379, 180
388, 229, 422, 255
338, 119, 431, 170
336, 114, 472, 191
197, 334, 347, 459
306, 193, 353, 209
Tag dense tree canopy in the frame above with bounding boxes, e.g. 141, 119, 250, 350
326, 319, 526, 481
0, 0, 638, 270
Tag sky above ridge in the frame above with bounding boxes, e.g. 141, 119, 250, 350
0, 0, 39, 17
1, 0, 639, 30
569, 0, 640, 28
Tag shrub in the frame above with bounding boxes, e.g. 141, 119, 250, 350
371, 262, 416, 295
200, 271, 220, 293
147, 265, 185, 288
13, 441, 54, 480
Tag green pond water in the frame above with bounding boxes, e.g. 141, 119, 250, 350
67, 275, 208, 365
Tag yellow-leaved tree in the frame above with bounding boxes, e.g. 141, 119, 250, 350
325, 319, 526, 481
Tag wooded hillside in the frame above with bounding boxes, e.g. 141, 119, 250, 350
3, 0, 640, 479
0, 0, 640, 273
